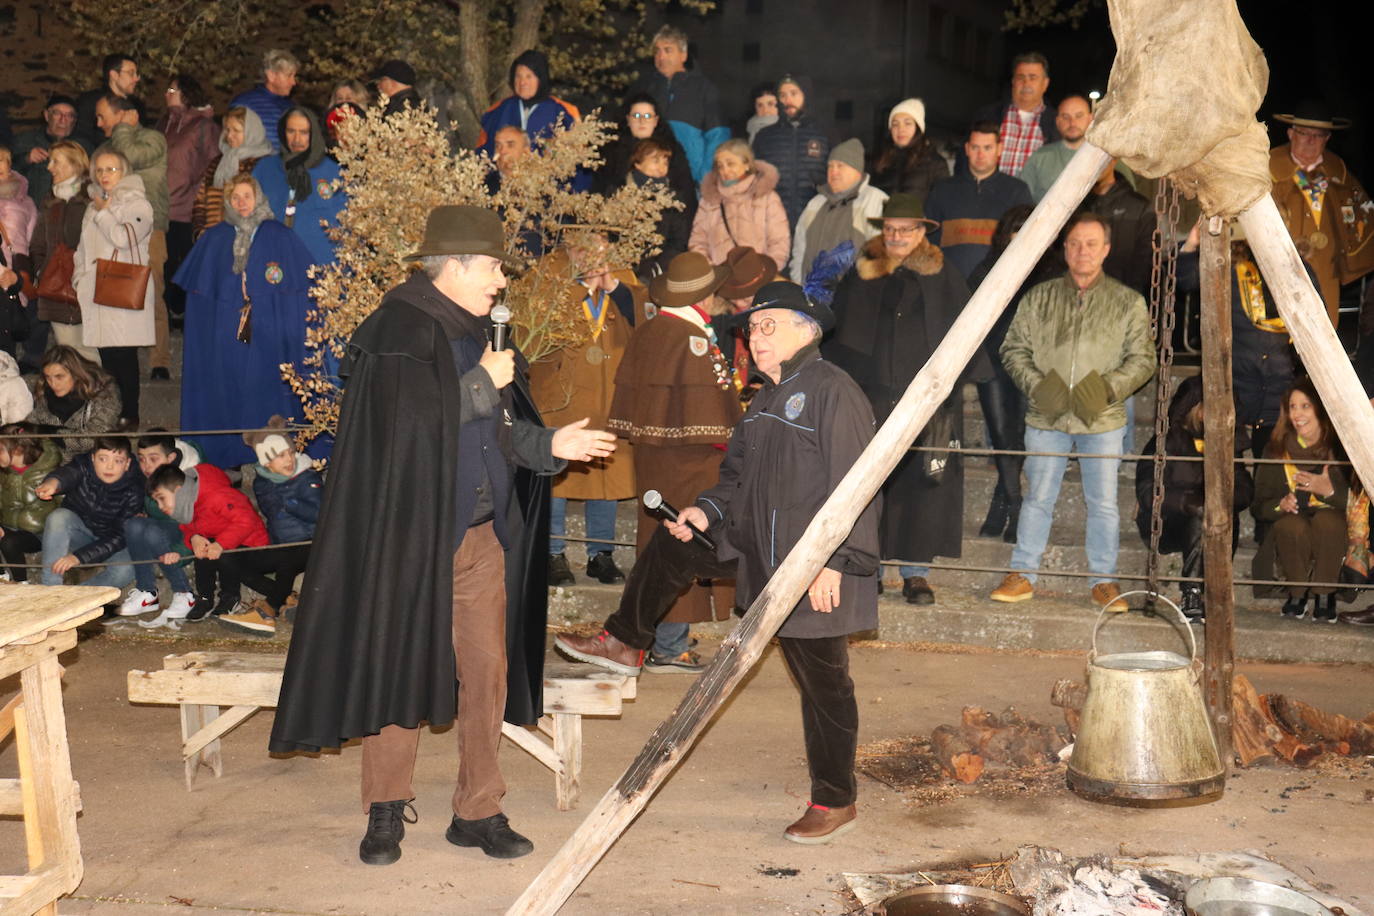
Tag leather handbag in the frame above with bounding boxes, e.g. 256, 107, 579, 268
93, 223, 150, 310
36, 242, 79, 305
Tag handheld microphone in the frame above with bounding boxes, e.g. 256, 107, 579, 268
490, 303, 512, 351
643, 490, 716, 551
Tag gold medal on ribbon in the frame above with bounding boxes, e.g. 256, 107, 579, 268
1309, 230, 1329, 250
585, 344, 606, 365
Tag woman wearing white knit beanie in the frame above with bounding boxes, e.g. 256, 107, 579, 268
872, 97, 949, 205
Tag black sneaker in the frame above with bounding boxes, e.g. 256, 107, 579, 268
184, 596, 217, 622
1312, 595, 1338, 624
445, 812, 533, 859
548, 553, 575, 587
1180, 587, 1205, 622
359, 800, 417, 866
644, 649, 705, 673
1281, 596, 1309, 619
150, 367, 171, 381
586, 551, 625, 584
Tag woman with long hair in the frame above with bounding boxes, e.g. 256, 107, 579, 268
24, 344, 121, 459
871, 98, 949, 206
1251, 377, 1348, 622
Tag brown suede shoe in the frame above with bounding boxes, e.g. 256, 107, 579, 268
990, 572, 1034, 603
1091, 581, 1129, 613
783, 802, 857, 845
554, 629, 643, 676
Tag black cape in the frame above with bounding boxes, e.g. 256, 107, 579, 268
268, 277, 551, 754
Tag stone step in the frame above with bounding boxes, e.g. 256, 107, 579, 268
546, 581, 1374, 666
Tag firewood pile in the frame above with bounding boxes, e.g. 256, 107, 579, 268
1050, 674, 1374, 768
929, 706, 1069, 784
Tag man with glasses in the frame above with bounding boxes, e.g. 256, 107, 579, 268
826, 193, 989, 607
557, 280, 881, 845
11, 95, 90, 205
1269, 103, 1374, 326
76, 54, 145, 145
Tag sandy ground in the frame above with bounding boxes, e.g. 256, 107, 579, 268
3, 629, 1372, 915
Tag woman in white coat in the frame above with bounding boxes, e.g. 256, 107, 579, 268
72, 148, 154, 428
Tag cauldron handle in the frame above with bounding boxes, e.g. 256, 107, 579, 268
1089, 590, 1197, 667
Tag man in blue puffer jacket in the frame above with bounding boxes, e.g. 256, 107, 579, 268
752, 75, 829, 232
627, 25, 728, 185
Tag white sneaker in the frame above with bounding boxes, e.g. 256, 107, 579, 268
138, 611, 184, 631
119, 589, 160, 616
165, 592, 197, 619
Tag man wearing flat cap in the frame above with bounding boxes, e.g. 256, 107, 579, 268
558, 280, 881, 844
269, 205, 616, 866
374, 59, 423, 118
1269, 102, 1374, 325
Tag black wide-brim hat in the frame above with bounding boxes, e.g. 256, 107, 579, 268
1274, 100, 1352, 131
403, 205, 523, 268
725, 280, 834, 333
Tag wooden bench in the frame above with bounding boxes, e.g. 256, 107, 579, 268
127, 651, 634, 810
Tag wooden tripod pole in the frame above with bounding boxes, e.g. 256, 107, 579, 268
1199, 219, 1236, 764
505, 142, 1113, 916
1238, 197, 1374, 502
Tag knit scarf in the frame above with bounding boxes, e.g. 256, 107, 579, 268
170, 468, 199, 525
223, 195, 275, 275
53, 177, 81, 202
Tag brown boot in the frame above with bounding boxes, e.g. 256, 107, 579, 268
783, 802, 857, 845
554, 629, 643, 676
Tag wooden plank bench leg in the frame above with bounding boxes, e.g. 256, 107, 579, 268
179, 704, 228, 790
552, 713, 581, 812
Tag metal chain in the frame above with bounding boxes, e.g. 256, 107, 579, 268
1145, 179, 1182, 611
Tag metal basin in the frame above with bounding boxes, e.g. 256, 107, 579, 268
1185, 877, 1337, 916
883, 884, 1030, 916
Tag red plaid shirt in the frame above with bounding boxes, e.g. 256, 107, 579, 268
997, 103, 1047, 176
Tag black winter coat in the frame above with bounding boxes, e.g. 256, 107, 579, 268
269, 275, 559, 754
1134, 375, 1254, 542
594, 124, 698, 217
695, 342, 880, 638
871, 143, 950, 205
826, 238, 990, 563
752, 113, 829, 229
1088, 180, 1155, 297
44, 453, 144, 563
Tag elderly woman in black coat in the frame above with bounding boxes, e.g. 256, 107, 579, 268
1134, 375, 1254, 621
825, 193, 991, 606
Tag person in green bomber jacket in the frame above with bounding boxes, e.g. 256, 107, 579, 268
991, 210, 1155, 612
0, 427, 63, 581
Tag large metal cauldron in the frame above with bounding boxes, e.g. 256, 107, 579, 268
1067, 592, 1225, 803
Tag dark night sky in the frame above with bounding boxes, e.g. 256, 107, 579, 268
998, 1, 1373, 181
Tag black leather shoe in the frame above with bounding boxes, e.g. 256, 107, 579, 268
978, 494, 1008, 538
150, 367, 171, 381
548, 553, 575, 587
446, 812, 533, 859
359, 800, 417, 866
1338, 606, 1374, 626
902, 576, 935, 605
586, 551, 625, 584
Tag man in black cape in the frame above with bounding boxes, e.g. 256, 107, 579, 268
268, 205, 617, 866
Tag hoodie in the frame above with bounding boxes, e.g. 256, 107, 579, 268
0, 350, 33, 423
475, 49, 582, 156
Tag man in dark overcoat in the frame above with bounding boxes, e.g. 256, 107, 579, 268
825, 193, 992, 606
557, 280, 880, 845
267, 206, 616, 865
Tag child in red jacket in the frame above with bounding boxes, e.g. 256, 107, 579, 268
148, 462, 269, 622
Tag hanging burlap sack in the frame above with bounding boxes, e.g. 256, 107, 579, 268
1087, 0, 1271, 218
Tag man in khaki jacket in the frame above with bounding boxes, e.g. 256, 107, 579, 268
990, 211, 1154, 611
1269, 103, 1374, 326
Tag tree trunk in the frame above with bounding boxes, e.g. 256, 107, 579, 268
931, 725, 984, 784
455, 0, 493, 144
510, 0, 547, 70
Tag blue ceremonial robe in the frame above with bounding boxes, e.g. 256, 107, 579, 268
251, 156, 346, 266
173, 220, 315, 467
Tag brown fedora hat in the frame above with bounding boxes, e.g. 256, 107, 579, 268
404, 205, 523, 267
717, 246, 778, 300
867, 192, 940, 231
649, 251, 731, 308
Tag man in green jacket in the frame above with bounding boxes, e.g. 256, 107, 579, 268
96, 93, 172, 378
990, 211, 1154, 610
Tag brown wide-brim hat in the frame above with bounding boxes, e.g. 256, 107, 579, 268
404, 205, 524, 268
649, 251, 731, 308
867, 192, 940, 231
1274, 100, 1352, 131
717, 246, 778, 300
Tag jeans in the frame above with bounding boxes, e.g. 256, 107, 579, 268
1011, 426, 1124, 586
652, 620, 691, 658
549, 497, 619, 556
898, 564, 930, 579
41, 508, 135, 588
125, 516, 191, 594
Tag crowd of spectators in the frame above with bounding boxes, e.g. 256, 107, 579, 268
3, 26, 1374, 634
